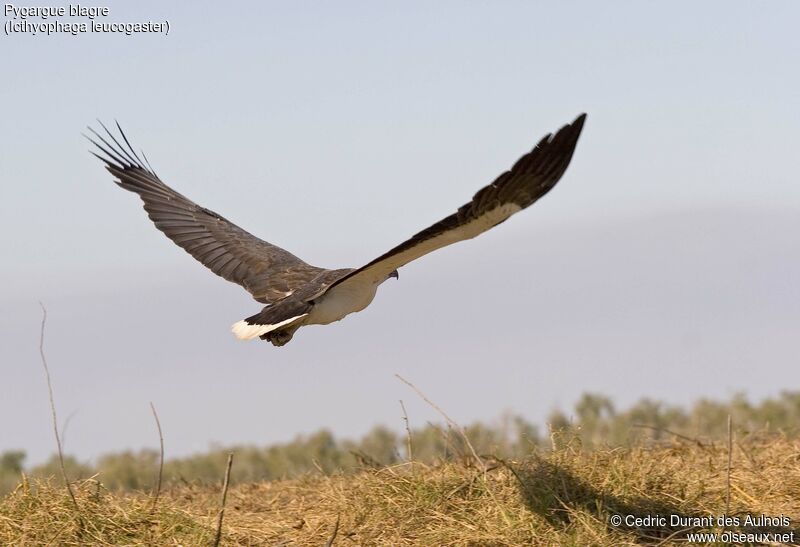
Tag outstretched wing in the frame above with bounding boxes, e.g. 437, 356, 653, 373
87, 123, 324, 304
321, 113, 586, 297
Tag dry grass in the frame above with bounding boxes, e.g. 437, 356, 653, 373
3, 435, 800, 546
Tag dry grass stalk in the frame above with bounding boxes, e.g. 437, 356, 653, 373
548, 422, 558, 451
212, 452, 234, 547
324, 514, 340, 547
37, 303, 82, 525
399, 399, 413, 462
149, 401, 164, 512
726, 414, 733, 514
631, 422, 707, 448
395, 374, 485, 471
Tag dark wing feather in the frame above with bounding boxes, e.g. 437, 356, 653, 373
323, 113, 586, 295
87, 123, 324, 304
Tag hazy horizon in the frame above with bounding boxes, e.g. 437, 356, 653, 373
4, 206, 798, 465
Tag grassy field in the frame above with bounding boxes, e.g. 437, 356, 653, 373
3, 435, 799, 546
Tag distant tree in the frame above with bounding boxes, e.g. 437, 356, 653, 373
690, 398, 731, 438
0, 451, 25, 475
408, 423, 451, 463
622, 398, 688, 444
0, 450, 26, 494
509, 416, 542, 457
357, 426, 400, 466
29, 454, 94, 483
97, 449, 160, 491
547, 409, 571, 432
574, 393, 615, 446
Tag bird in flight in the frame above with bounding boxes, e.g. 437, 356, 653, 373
88, 114, 586, 346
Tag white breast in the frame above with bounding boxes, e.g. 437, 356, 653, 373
306, 279, 380, 325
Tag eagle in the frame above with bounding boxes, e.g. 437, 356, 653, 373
88, 114, 586, 346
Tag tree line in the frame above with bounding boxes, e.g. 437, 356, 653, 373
3, 390, 800, 494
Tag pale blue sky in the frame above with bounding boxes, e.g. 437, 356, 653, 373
1, 2, 798, 465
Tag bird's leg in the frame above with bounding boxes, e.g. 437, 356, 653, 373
261, 325, 299, 346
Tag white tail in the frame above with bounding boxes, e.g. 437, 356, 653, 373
230, 314, 307, 341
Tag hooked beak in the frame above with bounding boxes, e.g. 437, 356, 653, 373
389, 270, 399, 280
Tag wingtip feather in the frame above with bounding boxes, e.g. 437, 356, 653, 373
571, 113, 587, 133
